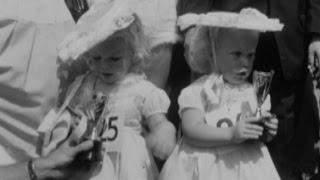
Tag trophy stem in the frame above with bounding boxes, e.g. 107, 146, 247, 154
256, 107, 262, 118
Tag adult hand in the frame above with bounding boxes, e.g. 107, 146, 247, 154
232, 117, 263, 143
308, 35, 320, 76
34, 136, 93, 179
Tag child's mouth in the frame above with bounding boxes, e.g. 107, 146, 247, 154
236, 71, 248, 77
102, 73, 113, 77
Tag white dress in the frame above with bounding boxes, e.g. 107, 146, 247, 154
159, 73, 280, 180
41, 73, 170, 180
0, 0, 74, 164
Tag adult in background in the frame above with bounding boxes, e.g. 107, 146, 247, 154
178, 0, 320, 179
0, 0, 93, 179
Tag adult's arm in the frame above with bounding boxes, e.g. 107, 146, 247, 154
0, 138, 92, 180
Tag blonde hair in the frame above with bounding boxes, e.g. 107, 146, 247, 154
116, 14, 151, 73
184, 26, 218, 75
185, 26, 258, 75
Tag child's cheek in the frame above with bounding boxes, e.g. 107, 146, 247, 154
87, 59, 98, 71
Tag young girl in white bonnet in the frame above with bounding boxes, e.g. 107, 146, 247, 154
159, 8, 283, 180
40, 1, 176, 179
62, 0, 178, 89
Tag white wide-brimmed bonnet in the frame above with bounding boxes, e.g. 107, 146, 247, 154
58, 0, 178, 62
179, 8, 284, 74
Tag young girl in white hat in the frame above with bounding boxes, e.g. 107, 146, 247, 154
160, 8, 283, 180
40, 1, 176, 179
62, 0, 179, 89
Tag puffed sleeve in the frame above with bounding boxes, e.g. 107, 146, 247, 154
141, 83, 171, 118
178, 80, 206, 117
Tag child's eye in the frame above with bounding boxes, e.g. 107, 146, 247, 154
92, 55, 102, 61
109, 57, 121, 62
247, 52, 256, 60
231, 52, 242, 59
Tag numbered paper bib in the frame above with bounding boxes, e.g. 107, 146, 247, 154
103, 114, 124, 152
205, 104, 239, 128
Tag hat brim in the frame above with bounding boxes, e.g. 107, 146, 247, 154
178, 8, 284, 32
58, 1, 135, 61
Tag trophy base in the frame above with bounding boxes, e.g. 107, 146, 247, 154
77, 140, 104, 163
251, 116, 269, 142
72, 140, 104, 177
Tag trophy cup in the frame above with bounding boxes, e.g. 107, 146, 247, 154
76, 93, 109, 172
252, 70, 274, 141
253, 70, 274, 118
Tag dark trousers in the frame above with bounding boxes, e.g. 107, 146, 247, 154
255, 33, 319, 180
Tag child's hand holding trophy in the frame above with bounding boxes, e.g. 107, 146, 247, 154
252, 70, 278, 142
74, 92, 109, 176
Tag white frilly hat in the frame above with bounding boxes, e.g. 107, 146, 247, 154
58, 0, 178, 62
178, 8, 284, 32
180, 8, 284, 74
58, 0, 135, 61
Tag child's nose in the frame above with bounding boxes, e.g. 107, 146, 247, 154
239, 56, 250, 68
100, 62, 111, 71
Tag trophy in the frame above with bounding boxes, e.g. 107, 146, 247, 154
76, 93, 109, 170
252, 70, 275, 141
253, 70, 274, 118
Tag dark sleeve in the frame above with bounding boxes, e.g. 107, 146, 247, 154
307, 0, 320, 34
177, 0, 214, 15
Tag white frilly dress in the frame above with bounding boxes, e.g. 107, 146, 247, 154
41, 73, 170, 180
0, 0, 74, 165
159, 73, 280, 180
